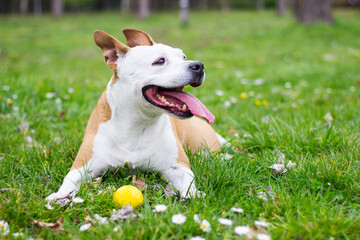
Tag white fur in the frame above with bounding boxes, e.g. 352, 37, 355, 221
46, 43, 207, 204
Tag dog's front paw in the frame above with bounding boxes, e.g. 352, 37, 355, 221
46, 191, 76, 205
180, 188, 206, 199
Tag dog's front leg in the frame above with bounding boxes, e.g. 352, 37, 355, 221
162, 163, 205, 198
46, 158, 109, 205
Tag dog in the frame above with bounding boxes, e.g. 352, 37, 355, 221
46, 29, 224, 205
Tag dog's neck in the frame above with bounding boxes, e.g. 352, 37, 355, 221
104, 77, 168, 138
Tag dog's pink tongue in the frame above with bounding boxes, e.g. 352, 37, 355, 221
161, 91, 215, 124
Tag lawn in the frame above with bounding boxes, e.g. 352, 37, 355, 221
0, 10, 360, 239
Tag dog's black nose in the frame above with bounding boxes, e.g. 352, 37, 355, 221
189, 61, 204, 75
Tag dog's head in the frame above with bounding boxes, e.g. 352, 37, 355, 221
94, 29, 214, 124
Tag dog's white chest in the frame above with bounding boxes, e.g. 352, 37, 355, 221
91, 114, 179, 172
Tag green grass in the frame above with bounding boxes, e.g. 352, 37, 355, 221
1, 10, 360, 239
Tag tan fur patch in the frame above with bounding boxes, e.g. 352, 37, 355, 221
70, 90, 111, 170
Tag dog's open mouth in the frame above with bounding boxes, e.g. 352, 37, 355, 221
142, 85, 215, 124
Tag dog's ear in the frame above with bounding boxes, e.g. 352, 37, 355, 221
123, 29, 155, 48
93, 30, 130, 70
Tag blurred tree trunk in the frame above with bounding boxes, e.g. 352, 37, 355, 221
20, 0, 29, 15
254, 0, 264, 10
51, 0, 63, 18
277, 0, 287, 15
34, 0, 42, 16
293, 0, 333, 24
199, 0, 207, 9
138, 0, 149, 19
179, 0, 189, 26
121, 0, 131, 12
221, 0, 230, 12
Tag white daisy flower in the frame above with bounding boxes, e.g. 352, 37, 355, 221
153, 204, 167, 212
94, 214, 108, 224
216, 90, 224, 96
257, 233, 271, 240
13, 232, 23, 238
45, 203, 54, 210
193, 214, 200, 223
172, 214, 186, 225
79, 223, 91, 231
55, 98, 62, 104
189, 237, 205, 240
234, 226, 251, 235
218, 218, 233, 226
200, 219, 211, 232
231, 207, 244, 213
68, 88, 74, 94
224, 101, 231, 107
254, 220, 268, 228
45, 92, 56, 99
113, 226, 120, 232
0, 221, 10, 236
72, 197, 84, 204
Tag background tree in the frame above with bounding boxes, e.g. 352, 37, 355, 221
221, 0, 230, 12
52, 0, 63, 18
254, 0, 265, 10
34, 0, 42, 16
138, 0, 150, 19
20, 0, 29, 15
180, 0, 189, 25
293, 0, 333, 24
277, 0, 287, 15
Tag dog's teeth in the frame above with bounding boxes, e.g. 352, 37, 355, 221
182, 104, 187, 110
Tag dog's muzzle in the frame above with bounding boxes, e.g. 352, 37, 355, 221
188, 61, 205, 87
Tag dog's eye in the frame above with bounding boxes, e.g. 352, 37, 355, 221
183, 55, 186, 60
152, 57, 166, 66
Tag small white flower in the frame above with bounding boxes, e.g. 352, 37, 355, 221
231, 207, 244, 213
113, 226, 120, 232
200, 219, 211, 232
72, 197, 84, 204
45, 92, 56, 99
13, 232, 23, 238
230, 97, 237, 103
79, 223, 91, 231
12, 94, 18, 100
218, 218, 232, 226
262, 116, 270, 124
350, 86, 356, 92
94, 214, 108, 224
224, 101, 231, 107
153, 204, 167, 212
285, 82, 292, 88
172, 214, 186, 225
45, 203, 54, 210
254, 220, 268, 228
68, 88, 74, 94
193, 214, 200, 223
55, 98, 62, 104
189, 237, 205, 240
323, 53, 335, 62
235, 71, 243, 78
234, 226, 251, 235
216, 90, 224, 96
254, 78, 264, 86
0, 221, 10, 236
2, 85, 10, 91
327, 182, 331, 186
240, 78, 249, 85
257, 233, 271, 240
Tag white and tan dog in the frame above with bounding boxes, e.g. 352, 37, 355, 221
46, 29, 223, 204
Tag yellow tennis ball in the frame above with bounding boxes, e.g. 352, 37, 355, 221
113, 185, 144, 208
